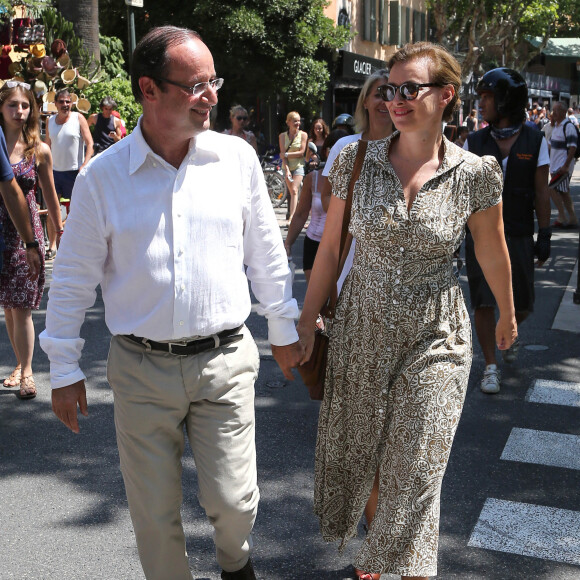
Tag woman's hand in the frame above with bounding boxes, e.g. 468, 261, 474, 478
297, 320, 316, 365
496, 313, 517, 351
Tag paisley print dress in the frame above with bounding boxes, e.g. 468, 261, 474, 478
317, 134, 502, 577
0, 155, 45, 309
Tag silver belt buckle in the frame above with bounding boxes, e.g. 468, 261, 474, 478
167, 340, 190, 355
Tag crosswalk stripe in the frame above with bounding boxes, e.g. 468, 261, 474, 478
500, 427, 580, 470
526, 379, 580, 408
468, 498, 580, 566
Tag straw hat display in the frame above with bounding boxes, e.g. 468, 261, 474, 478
33, 79, 47, 98
61, 68, 76, 84
75, 94, 91, 114
0, 33, 101, 118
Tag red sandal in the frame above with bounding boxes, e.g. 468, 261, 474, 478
354, 568, 381, 580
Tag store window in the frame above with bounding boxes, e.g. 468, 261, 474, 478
364, 0, 377, 42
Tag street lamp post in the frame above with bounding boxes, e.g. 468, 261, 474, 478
125, 0, 143, 67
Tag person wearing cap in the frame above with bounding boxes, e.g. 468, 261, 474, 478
465, 68, 551, 394
88, 96, 123, 154
332, 112, 356, 135
39, 26, 301, 580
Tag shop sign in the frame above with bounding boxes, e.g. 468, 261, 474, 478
125, 0, 144, 6
341, 50, 387, 81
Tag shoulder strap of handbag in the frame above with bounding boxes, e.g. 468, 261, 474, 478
325, 139, 368, 318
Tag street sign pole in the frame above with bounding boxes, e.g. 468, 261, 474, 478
125, 0, 143, 68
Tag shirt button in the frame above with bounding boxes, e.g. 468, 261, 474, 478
400, 247, 404, 252
393, 299, 398, 304
181, 284, 186, 291
382, 389, 387, 394
152, 162, 157, 168
179, 321, 184, 326
379, 409, 384, 414
397, 269, 401, 274
395, 278, 400, 284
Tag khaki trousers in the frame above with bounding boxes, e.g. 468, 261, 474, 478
107, 327, 260, 580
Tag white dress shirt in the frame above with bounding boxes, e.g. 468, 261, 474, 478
40, 119, 299, 389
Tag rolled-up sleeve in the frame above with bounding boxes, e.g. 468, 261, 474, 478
39, 170, 108, 389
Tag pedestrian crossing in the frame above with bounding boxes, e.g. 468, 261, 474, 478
468, 378, 580, 566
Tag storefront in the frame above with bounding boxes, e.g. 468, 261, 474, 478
322, 50, 388, 127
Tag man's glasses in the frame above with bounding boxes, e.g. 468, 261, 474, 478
154, 76, 224, 96
57, 100, 71, 105
236, 116, 248, 121
378, 82, 444, 102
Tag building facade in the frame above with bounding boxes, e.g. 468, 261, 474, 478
322, 0, 429, 124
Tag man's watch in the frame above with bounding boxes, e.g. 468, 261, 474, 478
25, 240, 40, 249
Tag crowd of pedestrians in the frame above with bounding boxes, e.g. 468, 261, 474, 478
0, 24, 578, 580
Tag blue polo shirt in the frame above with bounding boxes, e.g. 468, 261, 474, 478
0, 127, 16, 270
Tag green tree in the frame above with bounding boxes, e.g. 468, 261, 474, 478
56, 0, 100, 66
428, 0, 559, 78
99, 0, 350, 121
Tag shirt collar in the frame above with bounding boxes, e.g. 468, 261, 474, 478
374, 131, 465, 177
128, 118, 221, 175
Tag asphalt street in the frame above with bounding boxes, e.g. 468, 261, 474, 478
0, 170, 579, 580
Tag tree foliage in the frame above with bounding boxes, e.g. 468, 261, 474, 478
98, 0, 350, 119
428, 0, 559, 79
554, 0, 580, 37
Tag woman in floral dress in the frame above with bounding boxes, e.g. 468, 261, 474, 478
298, 43, 517, 579
0, 82, 63, 399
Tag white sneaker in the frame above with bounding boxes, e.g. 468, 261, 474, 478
502, 337, 520, 364
481, 364, 501, 394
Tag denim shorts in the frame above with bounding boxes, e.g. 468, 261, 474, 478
53, 169, 79, 199
291, 166, 305, 177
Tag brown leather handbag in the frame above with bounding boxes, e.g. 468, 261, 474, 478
299, 140, 368, 400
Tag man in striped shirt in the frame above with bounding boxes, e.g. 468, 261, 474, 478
548, 101, 578, 228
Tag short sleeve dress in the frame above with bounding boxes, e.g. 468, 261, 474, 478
318, 133, 502, 577
0, 155, 45, 309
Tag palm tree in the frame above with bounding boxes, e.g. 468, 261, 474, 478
57, 0, 100, 65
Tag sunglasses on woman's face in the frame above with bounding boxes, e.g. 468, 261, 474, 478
236, 116, 248, 121
377, 82, 444, 102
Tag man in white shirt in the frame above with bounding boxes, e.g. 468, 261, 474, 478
549, 101, 578, 228
40, 26, 301, 580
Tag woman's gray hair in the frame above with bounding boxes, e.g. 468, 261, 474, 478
354, 68, 389, 133
100, 96, 117, 110
229, 104, 247, 118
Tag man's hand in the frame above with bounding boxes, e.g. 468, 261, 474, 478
52, 380, 88, 434
271, 341, 304, 380
25, 247, 41, 280
534, 227, 551, 267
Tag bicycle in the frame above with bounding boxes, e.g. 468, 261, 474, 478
260, 146, 288, 208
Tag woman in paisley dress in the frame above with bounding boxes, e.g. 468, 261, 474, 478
0, 82, 63, 399
298, 43, 517, 579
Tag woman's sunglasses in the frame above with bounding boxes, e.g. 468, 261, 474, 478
236, 116, 248, 121
377, 82, 444, 102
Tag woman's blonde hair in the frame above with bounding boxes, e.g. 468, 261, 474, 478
354, 68, 390, 133
0, 85, 41, 161
387, 42, 461, 123
286, 111, 300, 123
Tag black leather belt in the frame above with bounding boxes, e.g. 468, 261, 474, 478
124, 326, 244, 356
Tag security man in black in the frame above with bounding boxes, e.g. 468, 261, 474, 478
464, 67, 552, 395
